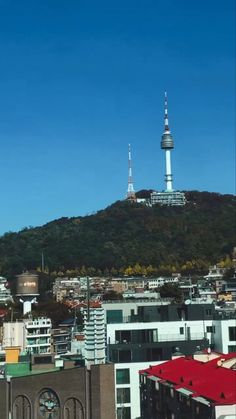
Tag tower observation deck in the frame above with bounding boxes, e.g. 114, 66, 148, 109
151, 92, 185, 206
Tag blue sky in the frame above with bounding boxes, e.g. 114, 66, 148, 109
0, 0, 235, 235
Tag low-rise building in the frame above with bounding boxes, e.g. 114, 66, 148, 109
3, 317, 52, 355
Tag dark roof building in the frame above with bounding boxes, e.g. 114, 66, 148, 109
139, 352, 236, 419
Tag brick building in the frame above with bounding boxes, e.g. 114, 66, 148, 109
0, 348, 116, 419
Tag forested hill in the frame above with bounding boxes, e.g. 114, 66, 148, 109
0, 191, 235, 278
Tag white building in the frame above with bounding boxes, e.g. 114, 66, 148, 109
3, 321, 25, 348
0, 277, 12, 303
213, 318, 236, 354
147, 276, 178, 289
3, 317, 52, 355
24, 317, 52, 354
82, 302, 106, 367
115, 361, 164, 419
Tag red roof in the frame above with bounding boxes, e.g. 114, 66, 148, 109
141, 354, 236, 405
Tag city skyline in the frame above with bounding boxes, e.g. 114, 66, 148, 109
0, 0, 234, 235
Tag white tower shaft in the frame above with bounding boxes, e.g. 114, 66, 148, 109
165, 149, 173, 191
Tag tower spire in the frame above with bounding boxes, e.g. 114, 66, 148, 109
126, 144, 136, 200
164, 91, 170, 132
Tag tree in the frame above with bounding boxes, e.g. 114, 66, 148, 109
159, 283, 183, 302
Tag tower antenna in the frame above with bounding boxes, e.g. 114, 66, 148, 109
126, 144, 136, 201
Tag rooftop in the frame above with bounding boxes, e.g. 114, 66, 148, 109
141, 353, 236, 405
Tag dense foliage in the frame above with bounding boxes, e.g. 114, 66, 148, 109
0, 191, 235, 280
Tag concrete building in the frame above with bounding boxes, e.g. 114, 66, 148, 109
51, 328, 70, 354
115, 361, 164, 419
82, 302, 106, 367
139, 353, 236, 419
213, 317, 236, 353
3, 317, 52, 355
106, 302, 215, 419
3, 321, 25, 348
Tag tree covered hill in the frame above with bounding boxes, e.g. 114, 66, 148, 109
0, 191, 235, 278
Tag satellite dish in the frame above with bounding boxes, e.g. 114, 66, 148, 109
185, 299, 191, 305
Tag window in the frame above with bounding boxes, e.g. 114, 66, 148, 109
179, 327, 184, 335
116, 369, 130, 385
107, 310, 123, 324
206, 326, 215, 333
117, 407, 131, 419
228, 345, 236, 353
117, 388, 130, 404
229, 327, 236, 341
115, 330, 131, 344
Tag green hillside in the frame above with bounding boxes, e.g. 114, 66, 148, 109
0, 191, 235, 278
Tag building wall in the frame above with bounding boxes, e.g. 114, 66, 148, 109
107, 319, 213, 345
115, 361, 164, 419
0, 380, 7, 418
91, 364, 116, 419
213, 319, 236, 353
3, 322, 25, 349
0, 364, 116, 419
215, 404, 236, 419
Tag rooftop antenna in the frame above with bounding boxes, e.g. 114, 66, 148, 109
126, 144, 136, 201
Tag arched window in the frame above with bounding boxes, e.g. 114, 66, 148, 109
38, 388, 60, 418
13, 395, 31, 419
64, 397, 84, 419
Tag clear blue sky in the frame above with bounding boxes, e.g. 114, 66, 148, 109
0, 0, 235, 235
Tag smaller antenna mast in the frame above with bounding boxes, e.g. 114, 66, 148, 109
126, 144, 136, 201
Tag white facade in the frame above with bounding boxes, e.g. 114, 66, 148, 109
107, 319, 214, 346
148, 276, 178, 289
215, 405, 236, 419
24, 317, 52, 354
3, 317, 52, 354
213, 319, 236, 353
83, 306, 106, 367
3, 321, 25, 348
115, 361, 164, 419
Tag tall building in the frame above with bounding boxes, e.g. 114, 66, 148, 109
82, 302, 106, 367
151, 93, 186, 206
